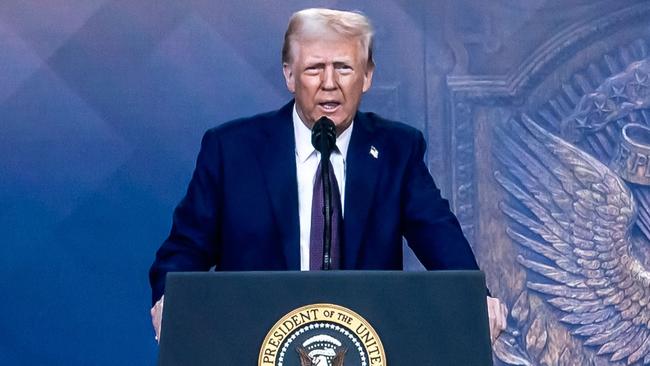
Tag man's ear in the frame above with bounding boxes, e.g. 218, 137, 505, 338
283, 63, 295, 93
362, 64, 375, 93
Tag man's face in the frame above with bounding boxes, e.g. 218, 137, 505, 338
283, 35, 374, 134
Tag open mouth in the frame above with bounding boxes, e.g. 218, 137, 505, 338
319, 102, 341, 112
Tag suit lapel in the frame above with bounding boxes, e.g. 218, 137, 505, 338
257, 102, 300, 270
343, 112, 380, 268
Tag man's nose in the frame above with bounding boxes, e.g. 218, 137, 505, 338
321, 66, 337, 90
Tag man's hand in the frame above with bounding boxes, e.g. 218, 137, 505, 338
151, 295, 164, 344
486, 296, 507, 344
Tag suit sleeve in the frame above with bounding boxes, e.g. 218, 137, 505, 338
149, 130, 222, 304
400, 129, 479, 271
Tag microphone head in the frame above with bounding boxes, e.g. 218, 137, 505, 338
311, 117, 337, 154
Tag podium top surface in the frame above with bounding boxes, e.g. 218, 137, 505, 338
158, 270, 492, 366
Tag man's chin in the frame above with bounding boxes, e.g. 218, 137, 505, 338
333, 119, 353, 134
306, 112, 352, 132
312, 113, 340, 123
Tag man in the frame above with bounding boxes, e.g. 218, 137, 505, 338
150, 8, 506, 343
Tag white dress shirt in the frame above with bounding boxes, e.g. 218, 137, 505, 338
293, 105, 352, 270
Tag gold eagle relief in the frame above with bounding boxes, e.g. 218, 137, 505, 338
494, 57, 650, 365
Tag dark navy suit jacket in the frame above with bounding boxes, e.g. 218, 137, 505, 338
149, 101, 478, 303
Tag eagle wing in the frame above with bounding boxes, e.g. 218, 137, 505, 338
296, 346, 313, 366
332, 346, 347, 366
495, 114, 650, 364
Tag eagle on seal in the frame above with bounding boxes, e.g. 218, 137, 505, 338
297, 345, 346, 366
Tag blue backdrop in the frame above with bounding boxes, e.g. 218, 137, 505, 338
1, 1, 434, 364
6, 1, 639, 364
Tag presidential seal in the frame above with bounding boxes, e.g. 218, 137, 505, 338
258, 303, 386, 366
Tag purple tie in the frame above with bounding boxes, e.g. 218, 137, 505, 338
309, 160, 342, 270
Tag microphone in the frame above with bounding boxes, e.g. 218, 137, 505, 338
311, 117, 337, 270
311, 117, 336, 157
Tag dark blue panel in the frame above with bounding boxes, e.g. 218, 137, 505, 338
0, 1, 429, 364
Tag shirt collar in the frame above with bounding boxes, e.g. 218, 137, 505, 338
293, 104, 353, 163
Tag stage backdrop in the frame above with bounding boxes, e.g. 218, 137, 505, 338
1, 1, 648, 365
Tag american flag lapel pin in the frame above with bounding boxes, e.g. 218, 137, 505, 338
369, 145, 379, 159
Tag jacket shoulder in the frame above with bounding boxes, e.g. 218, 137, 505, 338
204, 108, 284, 140
359, 111, 423, 141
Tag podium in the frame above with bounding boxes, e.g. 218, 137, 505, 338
158, 271, 493, 366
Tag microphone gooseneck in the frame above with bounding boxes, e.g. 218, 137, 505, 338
311, 117, 337, 270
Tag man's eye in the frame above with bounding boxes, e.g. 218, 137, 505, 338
336, 65, 353, 73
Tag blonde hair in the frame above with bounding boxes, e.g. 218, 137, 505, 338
282, 8, 374, 68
